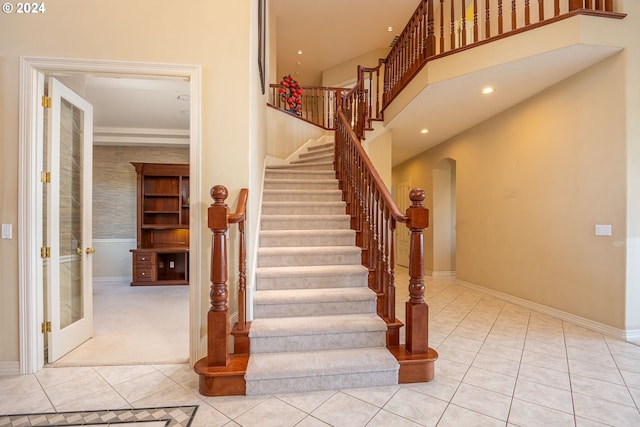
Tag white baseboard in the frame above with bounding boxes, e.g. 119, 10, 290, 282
429, 270, 456, 277
0, 361, 20, 376
456, 278, 631, 342
93, 276, 131, 283
625, 329, 640, 343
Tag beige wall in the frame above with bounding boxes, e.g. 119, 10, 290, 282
0, 0, 262, 364
393, 54, 628, 329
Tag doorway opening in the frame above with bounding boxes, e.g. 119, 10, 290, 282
18, 57, 203, 374
432, 158, 457, 276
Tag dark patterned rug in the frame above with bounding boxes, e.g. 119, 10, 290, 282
0, 405, 198, 427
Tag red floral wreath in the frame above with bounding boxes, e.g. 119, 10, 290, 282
278, 74, 302, 115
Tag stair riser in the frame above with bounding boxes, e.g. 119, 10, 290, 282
261, 204, 345, 215
262, 191, 342, 202
261, 217, 350, 230
253, 300, 376, 318
251, 331, 386, 354
257, 251, 361, 267
260, 234, 354, 247
268, 163, 334, 171
245, 370, 398, 396
264, 181, 338, 190
256, 272, 367, 290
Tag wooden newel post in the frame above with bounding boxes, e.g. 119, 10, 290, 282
208, 185, 230, 366
405, 188, 430, 354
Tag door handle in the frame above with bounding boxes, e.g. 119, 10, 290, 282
76, 247, 83, 255
85, 247, 95, 254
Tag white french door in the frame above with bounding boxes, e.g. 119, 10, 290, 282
43, 77, 94, 362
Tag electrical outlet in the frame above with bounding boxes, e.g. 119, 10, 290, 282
169, 261, 175, 269
595, 224, 612, 236
1, 224, 12, 239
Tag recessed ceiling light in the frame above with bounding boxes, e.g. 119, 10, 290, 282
482, 86, 495, 95
420, 129, 429, 134
297, 50, 303, 55
387, 26, 394, 32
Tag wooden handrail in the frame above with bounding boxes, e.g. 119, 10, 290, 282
206, 185, 249, 366
335, 109, 430, 351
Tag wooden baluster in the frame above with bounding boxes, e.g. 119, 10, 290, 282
498, 0, 504, 34
558, 0, 564, 15
473, 0, 479, 42
525, 0, 530, 25
208, 185, 230, 367
405, 188, 430, 354
440, 0, 445, 53
595, 0, 602, 10
389, 215, 397, 330
426, 0, 435, 56
605, 0, 612, 12
461, 0, 467, 46
450, 0, 456, 49
538, 0, 544, 20
511, 0, 516, 30
237, 209, 246, 332
485, 0, 491, 38
587, 0, 594, 10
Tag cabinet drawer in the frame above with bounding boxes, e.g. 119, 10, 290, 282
135, 253, 154, 264
134, 267, 154, 281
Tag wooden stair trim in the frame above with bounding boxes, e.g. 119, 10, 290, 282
388, 346, 439, 384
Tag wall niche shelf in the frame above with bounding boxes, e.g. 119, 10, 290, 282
130, 162, 189, 286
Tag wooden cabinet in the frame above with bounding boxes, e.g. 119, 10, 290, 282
130, 162, 189, 286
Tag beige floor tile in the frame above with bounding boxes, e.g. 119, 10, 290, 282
436, 343, 478, 365
575, 416, 613, 427
366, 409, 422, 427
441, 334, 484, 353
480, 341, 524, 362
0, 390, 53, 415
451, 383, 512, 421
53, 387, 130, 411
435, 358, 470, 381
43, 369, 113, 408
109, 370, 176, 404
462, 366, 516, 396
514, 378, 574, 414
613, 355, 640, 374
569, 359, 625, 385
437, 404, 505, 427
234, 397, 306, 427
518, 362, 571, 391
294, 415, 332, 426
342, 384, 399, 407
573, 393, 640, 426
520, 348, 568, 372
203, 394, 270, 419
34, 366, 97, 389
275, 390, 336, 413
131, 382, 203, 407
403, 374, 460, 402
93, 364, 157, 385
508, 398, 574, 427
472, 353, 520, 377
605, 338, 640, 360
571, 375, 636, 407
311, 392, 379, 426
0, 375, 44, 398
189, 403, 233, 427
382, 387, 448, 427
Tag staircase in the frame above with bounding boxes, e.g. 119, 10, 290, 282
245, 137, 399, 395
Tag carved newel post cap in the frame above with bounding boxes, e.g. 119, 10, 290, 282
211, 185, 228, 205
409, 188, 426, 206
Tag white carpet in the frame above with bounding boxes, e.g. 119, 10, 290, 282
51, 281, 189, 366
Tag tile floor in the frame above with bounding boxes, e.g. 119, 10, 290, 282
2, 272, 640, 426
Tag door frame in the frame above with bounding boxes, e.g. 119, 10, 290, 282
18, 56, 203, 374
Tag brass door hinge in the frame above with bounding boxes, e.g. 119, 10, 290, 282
40, 247, 50, 258
41, 321, 51, 334
41, 171, 51, 183
41, 96, 52, 109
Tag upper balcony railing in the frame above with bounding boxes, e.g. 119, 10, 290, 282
383, 0, 625, 108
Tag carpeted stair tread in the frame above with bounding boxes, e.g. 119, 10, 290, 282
255, 264, 368, 290
262, 189, 342, 201
264, 178, 339, 190
259, 229, 355, 247
253, 287, 376, 306
265, 169, 336, 179
261, 201, 346, 215
257, 246, 361, 267
261, 214, 350, 230
266, 161, 334, 170
249, 313, 387, 338
245, 347, 398, 381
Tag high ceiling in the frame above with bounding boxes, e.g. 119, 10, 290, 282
271, 0, 420, 85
